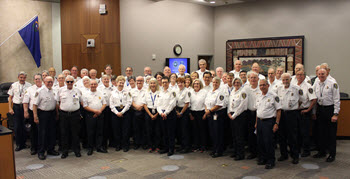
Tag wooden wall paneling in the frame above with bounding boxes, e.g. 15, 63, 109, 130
101, 43, 121, 75
100, 0, 120, 44
62, 44, 81, 70
89, 0, 101, 34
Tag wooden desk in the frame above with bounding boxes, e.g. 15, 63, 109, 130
0, 125, 16, 179
0, 103, 9, 127
337, 99, 350, 137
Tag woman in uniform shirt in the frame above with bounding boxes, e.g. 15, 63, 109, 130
175, 77, 191, 153
227, 78, 248, 160
184, 75, 192, 89
190, 79, 208, 152
204, 77, 226, 158
143, 78, 161, 153
154, 72, 164, 90
109, 76, 132, 152
190, 71, 199, 81
169, 73, 178, 90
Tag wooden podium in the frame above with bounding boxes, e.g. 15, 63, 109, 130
0, 125, 16, 179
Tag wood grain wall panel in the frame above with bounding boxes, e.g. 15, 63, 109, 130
61, 0, 121, 77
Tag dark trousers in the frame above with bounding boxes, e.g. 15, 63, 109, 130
28, 109, 38, 151
79, 106, 87, 146
223, 108, 232, 149
208, 109, 225, 154
85, 111, 104, 149
191, 110, 207, 150
317, 105, 337, 156
102, 107, 114, 148
37, 110, 56, 155
278, 110, 299, 159
60, 110, 81, 153
231, 111, 248, 157
160, 110, 176, 151
145, 108, 161, 149
13, 104, 26, 147
177, 107, 191, 149
133, 109, 145, 146
257, 118, 275, 165
298, 109, 311, 153
247, 110, 257, 155
111, 109, 131, 149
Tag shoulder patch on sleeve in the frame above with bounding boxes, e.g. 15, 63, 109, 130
35, 92, 39, 97
173, 92, 176, 97
242, 93, 247, 99
219, 95, 224, 101
308, 88, 313, 94
334, 83, 338, 89
128, 92, 132, 97
299, 89, 303, 95
188, 92, 191, 97
308, 80, 311, 84
275, 96, 280, 103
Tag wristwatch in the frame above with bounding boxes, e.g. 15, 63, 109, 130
275, 122, 279, 126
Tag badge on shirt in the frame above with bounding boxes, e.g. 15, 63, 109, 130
291, 93, 294, 96
308, 80, 311, 84
188, 92, 191, 97
219, 95, 224, 101
242, 93, 247, 99
309, 88, 313, 94
173, 92, 176, 97
299, 89, 303, 95
129, 92, 132, 97
35, 92, 38, 97
268, 99, 270, 102
275, 96, 280, 103
99, 96, 101, 100
334, 83, 338, 89
25, 90, 27, 94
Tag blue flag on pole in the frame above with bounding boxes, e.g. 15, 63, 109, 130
18, 16, 41, 68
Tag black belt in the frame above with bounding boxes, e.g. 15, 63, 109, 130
38, 109, 55, 112
258, 117, 274, 121
13, 103, 23, 106
60, 110, 79, 115
116, 107, 124, 111
317, 104, 334, 108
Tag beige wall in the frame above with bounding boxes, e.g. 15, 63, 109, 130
0, 0, 53, 84
214, 0, 350, 93
120, 0, 214, 76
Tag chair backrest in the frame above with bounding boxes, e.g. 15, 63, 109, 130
340, 92, 349, 98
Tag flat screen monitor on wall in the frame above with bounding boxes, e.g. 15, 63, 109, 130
165, 58, 190, 74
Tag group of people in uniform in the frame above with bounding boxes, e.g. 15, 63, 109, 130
7, 60, 340, 169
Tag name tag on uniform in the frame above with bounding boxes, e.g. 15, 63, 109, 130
152, 109, 155, 113
213, 114, 218, 120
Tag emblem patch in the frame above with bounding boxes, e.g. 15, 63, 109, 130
334, 83, 338, 89
35, 92, 38, 97
188, 92, 191, 97
299, 89, 303, 95
99, 96, 101, 100
275, 96, 280, 103
173, 92, 176, 97
129, 92, 132, 97
242, 93, 247, 99
308, 88, 313, 94
219, 95, 224, 101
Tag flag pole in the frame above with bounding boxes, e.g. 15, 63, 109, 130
0, 14, 39, 47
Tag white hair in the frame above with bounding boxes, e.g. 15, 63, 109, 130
247, 71, 258, 78
281, 73, 291, 79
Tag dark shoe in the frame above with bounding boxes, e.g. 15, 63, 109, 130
212, 153, 223, 158
278, 155, 288, 161
230, 153, 236, 158
123, 148, 129, 152
61, 153, 68, 159
115, 146, 121, 151
30, 150, 37, 155
292, 158, 299, 164
247, 154, 257, 160
15, 146, 25, 152
133, 145, 140, 150
301, 152, 310, 157
265, 163, 275, 169
234, 155, 245, 161
75, 152, 81, 157
142, 145, 148, 150
47, 150, 60, 156
87, 149, 93, 156
209, 151, 215, 156
159, 149, 168, 154
180, 148, 190, 154
313, 152, 326, 158
326, 155, 335, 162
97, 148, 108, 153
167, 151, 174, 156
257, 159, 267, 165
38, 154, 46, 160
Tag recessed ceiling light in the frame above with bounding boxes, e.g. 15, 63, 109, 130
210, 1, 215, 3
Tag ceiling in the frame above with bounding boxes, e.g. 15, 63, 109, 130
165, 0, 256, 7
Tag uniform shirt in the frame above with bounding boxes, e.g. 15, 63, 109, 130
83, 90, 106, 110
298, 80, 317, 109
143, 90, 159, 109
53, 85, 65, 95
314, 75, 336, 85
53, 77, 58, 88
7, 81, 32, 104
73, 76, 81, 83
33, 86, 56, 111
176, 73, 189, 78
23, 85, 41, 110
169, 83, 178, 91
221, 84, 234, 107
130, 87, 146, 107
97, 85, 114, 106
79, 87, 90, 96
268, 79, 282, 93
196, 69, 209, 81
230, 70, 242, 78
109, 88, 132, 114
202, 83, 213, 93
175, 87, 190, 108
276, 84, 303, 111
204, 88, 226, 110
291, 75, 311, 85
228, 87, 248, 119
258, 74, 266, 80
313, 78, 340, 114
155, 88, 176, 115
243, 85, 261, 111
57, 86, 82, 112
256, 91, 281, 119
